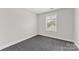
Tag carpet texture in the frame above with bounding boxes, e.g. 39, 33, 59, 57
1, 35, 79, 51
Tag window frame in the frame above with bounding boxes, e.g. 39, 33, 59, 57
46, 15, 57, 32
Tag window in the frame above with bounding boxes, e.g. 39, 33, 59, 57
46, 15, 57, 32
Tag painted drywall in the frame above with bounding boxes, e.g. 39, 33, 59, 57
74, 8, 79, 48
38, 8, 74, 42
0, 8, 37, 49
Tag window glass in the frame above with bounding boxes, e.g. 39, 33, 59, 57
46, 15, 57, 32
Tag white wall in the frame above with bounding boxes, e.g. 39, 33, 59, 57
38, 8, 74, 42
74, 8, 79, 48
0, 8, 37, 50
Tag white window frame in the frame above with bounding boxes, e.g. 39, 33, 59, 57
46, 15, 57, 32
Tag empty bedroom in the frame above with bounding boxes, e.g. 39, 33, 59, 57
0, 8, 79, 51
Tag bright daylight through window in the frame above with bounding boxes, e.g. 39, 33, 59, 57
46, 15, 57, 32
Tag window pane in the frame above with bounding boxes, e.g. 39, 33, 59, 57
46, 15, 57, 32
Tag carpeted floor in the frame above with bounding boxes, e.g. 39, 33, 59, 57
1, 35, 79, 51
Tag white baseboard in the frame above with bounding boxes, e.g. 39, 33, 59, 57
74, 40, 79, 49
39, 34, 73, 42
0, 33, 75, 50
0, 34, 37, 50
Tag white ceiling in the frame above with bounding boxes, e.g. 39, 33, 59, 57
26, 8, 59, 14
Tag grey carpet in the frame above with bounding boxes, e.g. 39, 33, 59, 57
1, 35, 79, 51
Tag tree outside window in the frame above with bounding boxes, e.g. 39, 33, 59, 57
46, 15, 57, 32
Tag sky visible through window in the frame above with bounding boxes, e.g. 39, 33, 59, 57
46, 15, 57, 32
